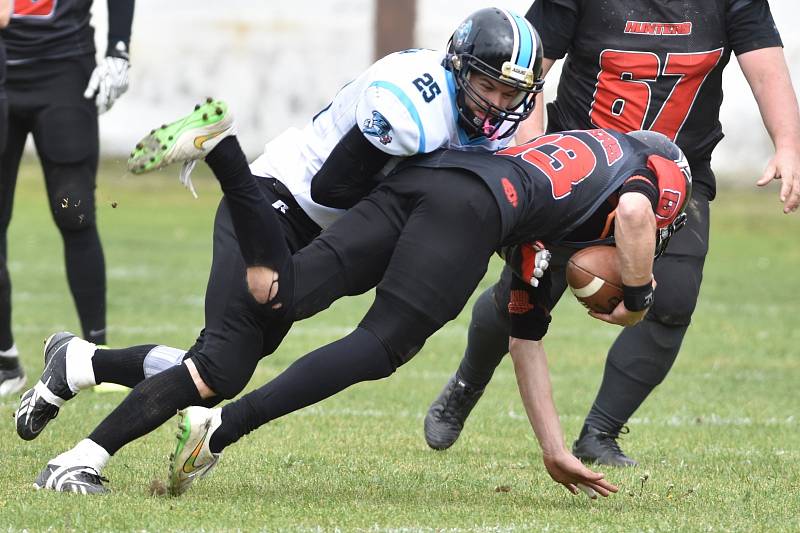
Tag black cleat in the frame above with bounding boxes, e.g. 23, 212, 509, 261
0, 363, 26, 397
572, 425, 638, 467
424, 373, 485, 450
34, 463, 109, 494
15, 332, 77, 440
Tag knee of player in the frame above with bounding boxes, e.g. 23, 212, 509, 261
184, 358, 221, 400
648, 284, 700, 327
50, 189, 96, 231
360, 298, 441, 372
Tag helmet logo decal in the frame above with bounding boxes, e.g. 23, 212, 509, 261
657, 189, 681, 221
454, 19, 472, 48
501, 61, 534, 88
501, 177, 518, 208
362, 110, 393, 145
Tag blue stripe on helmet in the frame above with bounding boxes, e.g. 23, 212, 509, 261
509, 12, 534, 68
369, 81, 426, 153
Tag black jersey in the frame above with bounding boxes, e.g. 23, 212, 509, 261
2, 0, 95, 63
404, 129, 658, 247
0, 35, 6, 90
526, 0, 782, 196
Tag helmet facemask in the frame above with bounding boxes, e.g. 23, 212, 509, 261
446, 8, 545, 141
451, 53, 544, 140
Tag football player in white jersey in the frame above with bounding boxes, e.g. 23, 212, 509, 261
126, 6, 544, 304
16, 8, 547, 494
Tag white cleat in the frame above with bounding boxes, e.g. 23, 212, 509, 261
168, 406, 222, 496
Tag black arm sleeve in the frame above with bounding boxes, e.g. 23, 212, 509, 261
106, 0, 135, 57
309, 125, 393, 209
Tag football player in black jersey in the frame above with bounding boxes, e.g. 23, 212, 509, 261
23, 126, 690, 495
0, 0, 23, 397
426, 0, 800, 466
0, 0, 135, 396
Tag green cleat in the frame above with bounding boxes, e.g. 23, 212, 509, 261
127, 97, 236, 176
168, 406, 222, 496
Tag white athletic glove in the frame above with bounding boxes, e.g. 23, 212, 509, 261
83, 55, 130, 115
504, 240, 552, 287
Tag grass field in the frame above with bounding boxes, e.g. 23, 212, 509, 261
1, 159, 799, 532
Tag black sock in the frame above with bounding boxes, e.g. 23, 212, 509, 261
205, 136, 288, 268
0, 259, 12, 350
0, 355, 19, 371
92, 345, 157, 388
209, 327, 395, 453
62, 228, 106, 345
584, 320, 686, 434
456, 285, 510, 388
88, 363, 202, 456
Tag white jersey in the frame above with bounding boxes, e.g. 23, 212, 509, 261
249, 48, 511, 229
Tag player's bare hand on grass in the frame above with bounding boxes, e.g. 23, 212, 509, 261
542, 450, 618, 498
756, 147, 800, 213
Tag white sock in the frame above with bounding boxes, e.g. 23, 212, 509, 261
52, 439, 110, 473
0, 344, 18, 358
65, 338, 98, 392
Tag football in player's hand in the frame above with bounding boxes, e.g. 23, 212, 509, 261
566, 246, 623, 314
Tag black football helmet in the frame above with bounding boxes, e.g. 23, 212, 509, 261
447, 7, 545, 140
628, 130, 693, 258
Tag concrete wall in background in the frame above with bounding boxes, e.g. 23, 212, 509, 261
92, 1, 799, 182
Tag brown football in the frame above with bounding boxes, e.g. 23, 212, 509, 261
566, 246, 623, 314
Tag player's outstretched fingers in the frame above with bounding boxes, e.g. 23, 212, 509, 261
783, 169, 800, 213
543, 451, 619, 498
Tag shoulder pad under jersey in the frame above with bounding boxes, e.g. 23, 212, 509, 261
355, 49, 451, 156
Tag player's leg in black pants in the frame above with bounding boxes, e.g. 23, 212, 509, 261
0, 71, 28, 395
25, 56, 107, 345
208, 169, 502, 452
80, 193, 302, 460
87, 175, 321, 390
202, 135, 281, 269
573, 189, 710, 465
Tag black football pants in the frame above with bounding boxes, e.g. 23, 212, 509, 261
187, 178, 321, 399
0, 55, 105, 346
210, 167, 502, 447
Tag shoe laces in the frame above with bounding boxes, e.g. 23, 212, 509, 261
441, 380, 481, 419
179, 160, 199, 198
77, 468, 109, 485
594, 425, 630, 454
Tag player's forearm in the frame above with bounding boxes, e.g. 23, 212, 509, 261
107, 0, 135, 57
615, 192, 655, 286
509, 337, 566, 456
0, 0, 12, 28
739, 47, 800, 151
